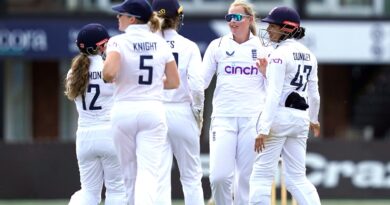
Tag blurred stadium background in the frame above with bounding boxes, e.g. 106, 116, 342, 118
1, 0, 390, 204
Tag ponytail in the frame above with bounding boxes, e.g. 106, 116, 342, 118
149, 12, 161, 33
64, 53, 90, 100
293, 27, 306, 39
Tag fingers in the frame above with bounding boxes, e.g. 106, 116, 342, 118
310, 123, 321, 137
313, 129, 320, 137
259, 58, 267, 66
254, 134, 266, 153
256, 58, 268, 76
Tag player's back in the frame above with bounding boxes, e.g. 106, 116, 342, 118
158, 29, 201, 103
107, 25, 173, 102
73, 55, 114, 127
274, 39, 318, 103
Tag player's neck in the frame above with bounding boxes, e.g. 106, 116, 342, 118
233, 31, 250, 44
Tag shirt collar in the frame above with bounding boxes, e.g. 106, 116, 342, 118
228, 32, 255, 41
124, 24, 150, 33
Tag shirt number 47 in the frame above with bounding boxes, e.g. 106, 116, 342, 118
290, 65, 312, 91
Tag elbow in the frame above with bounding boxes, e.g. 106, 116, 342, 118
169, 79, 180, 89
164, 78, 180, 89
172, 78, 180, 89
102, 70, 114, 83
102, 65, 116, 83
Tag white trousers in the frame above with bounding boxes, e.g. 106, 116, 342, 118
69, 125, 127, 205
249, 108, 321, 205
209, 117, 257, 205
155, 103, 205, 205
111, 101, 167, 205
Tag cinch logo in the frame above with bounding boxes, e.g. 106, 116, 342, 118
271, 58, 283, 64
224, 65, 259, 75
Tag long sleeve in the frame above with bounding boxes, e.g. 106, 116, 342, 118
307, 60, 320, 124
258, 57, 286, 135
201, 39, 219, 89
188, 42, 205, 109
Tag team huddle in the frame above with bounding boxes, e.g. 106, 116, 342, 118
64, 0, 321, 205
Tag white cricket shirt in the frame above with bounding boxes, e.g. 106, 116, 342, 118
157, 29, 204, 106
202, 33, 268, 117
258, 39, 320, 135
72, 55, 114, 127
106, 24, 175, 102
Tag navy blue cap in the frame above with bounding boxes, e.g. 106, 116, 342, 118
152, 0, 183, 17
262, 6, 300, 28
76, 23, 110, 54
112, 0, 153, 23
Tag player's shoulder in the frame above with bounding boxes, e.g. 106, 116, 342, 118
151, 32, 168, 42
268, 45, 290, 65
271, 44, 288, 56
296, 41, 317, 63
248, 35, 262, 45
178, 35, 199, 49
206, 36, 227, 51
107, 33, 126, 48
109, 33, 126, 41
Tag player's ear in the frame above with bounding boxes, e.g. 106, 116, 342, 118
249, 15, 254, 23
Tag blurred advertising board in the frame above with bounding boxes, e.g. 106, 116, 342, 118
2, 18, 390, 64
0, 139, 389, 199
172, 139, 390, 199
0, 18, 216, 59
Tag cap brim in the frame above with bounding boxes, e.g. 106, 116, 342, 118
261, 17, 281, 25
112, 4, 126, 13
261, 17, 272, 23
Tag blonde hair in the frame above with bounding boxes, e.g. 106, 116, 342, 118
157, 13, 181, 31
134, 12, 161, 33
64, 53, 90, 100
149, 12, 161, 32
230, 0, 257, 36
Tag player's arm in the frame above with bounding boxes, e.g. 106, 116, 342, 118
103, 51, 120, 83
188, 43, 205, 129
202, 40, 218, 89
307, 59, 321, 137
164, 60, 180, 89
103, 39, 121, 83
256, 54, 286, 152
188, 43, 205, 109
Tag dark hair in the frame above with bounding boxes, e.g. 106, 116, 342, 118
292, 27, 305, 39
64, 53, 90, 100
279, 26, 306, 42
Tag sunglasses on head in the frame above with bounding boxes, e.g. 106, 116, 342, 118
225, 13, 250, 22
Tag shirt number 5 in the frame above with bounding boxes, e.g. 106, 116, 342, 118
139, 55, 153, 85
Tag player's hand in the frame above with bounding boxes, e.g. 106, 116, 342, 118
254, 134, 267, 153
256, 57, 268, 77
310, 122, 321, 137
192, 107, 203, 131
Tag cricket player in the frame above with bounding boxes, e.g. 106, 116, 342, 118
202, 1, 269, 204
102, 0, 180, 204
249, 6, 321, 205
65, 23, 127, 205
152, 0, 205, 205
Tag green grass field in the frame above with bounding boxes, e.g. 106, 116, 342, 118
0, 199, 390, 205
